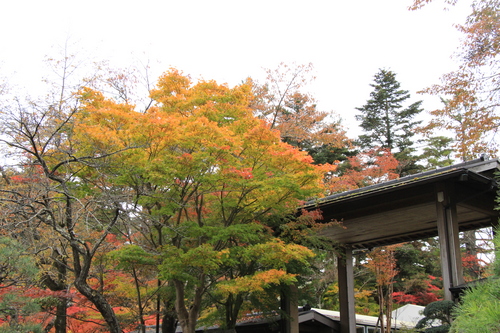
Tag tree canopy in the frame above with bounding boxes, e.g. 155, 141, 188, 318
0, 65, 332, 333
356, 69, 423, 175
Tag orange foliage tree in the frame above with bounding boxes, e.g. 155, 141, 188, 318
73, 69, 331, 333
365, 245, 400, 333
252, 62, 351, 165
0, 52, 141, 332
327, 148, 399, 194
413, 0, 500, 159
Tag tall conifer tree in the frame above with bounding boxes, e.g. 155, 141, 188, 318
356, 69, 423, 175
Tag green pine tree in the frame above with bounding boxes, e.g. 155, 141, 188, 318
419, 136, 455, 170
356, 69, 423, 176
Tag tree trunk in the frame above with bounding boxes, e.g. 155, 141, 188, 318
74, 277, 121, 332
385, 283, 394, 333
71, 242, 121, 333
54, 300, 68, 333
225, 294, 244, 331
161, 309, 177, 333
161, 284, 177, 333
132, 268, 146, 333
39, 248, 68, 333
378, 285, 385, 333
174, 278, 204, 333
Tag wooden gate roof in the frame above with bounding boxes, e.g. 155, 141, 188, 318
302, 158, 499, 249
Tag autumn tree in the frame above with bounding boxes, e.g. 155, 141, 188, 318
74, 69, 330, 333
327, 148, 399, 193
356, 69, 424, 175
0, 47, 168, 332
0, 59, 140, 331
365, 246, 400, 333
252, 62, 351, 164
0, 162, 74, 333
413, 0, 500, 159
420, 93, 499, 161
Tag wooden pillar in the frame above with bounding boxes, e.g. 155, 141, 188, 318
436, 182, 464, 301
281, 284, 299, 333
338, 246, 356, 333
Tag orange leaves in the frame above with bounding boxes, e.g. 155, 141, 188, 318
76, 87, 139, 154
365, 245, 400, 287
274, 91, 348, 150
327, 148, 399, 193
459, 1, 500, 67
68, 69, 331, 331
419, 77, 500, 160
146, 70, 327, 218
415, 0, 500, 160
225, 167, 254, 179
77, 69, 327, 215
151, 69, 254, 125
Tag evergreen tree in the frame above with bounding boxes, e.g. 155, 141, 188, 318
356, 69, 423, 176
416, 300, 455, 333
419, 136, 455, 170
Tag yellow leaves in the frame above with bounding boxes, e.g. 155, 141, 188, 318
75, 87, 139, 154
138, 109, 181, 160
160, 244, 226, 280
243, 238, 315, 269
217, 269, 297, 296
150, 68, 191, 110
151, 69, 255, 127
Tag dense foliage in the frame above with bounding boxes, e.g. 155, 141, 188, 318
0, 63, 334, 333
449, 228, 500, 332
355, 69, 423, 176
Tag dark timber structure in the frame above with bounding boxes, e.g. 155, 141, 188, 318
300, 157, 499, 333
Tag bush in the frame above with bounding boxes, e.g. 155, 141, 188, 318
415, 300, 454, 333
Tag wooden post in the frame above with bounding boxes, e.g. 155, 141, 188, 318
338, 246, 356, 333
436, 182, 464, 301
281, 284, 299, 333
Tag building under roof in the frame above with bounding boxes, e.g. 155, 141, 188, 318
299, 157, 499, 333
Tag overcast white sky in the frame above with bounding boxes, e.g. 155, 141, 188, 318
1, 0, 471, 138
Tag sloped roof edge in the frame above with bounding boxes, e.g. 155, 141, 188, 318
302, 158, 499, 209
